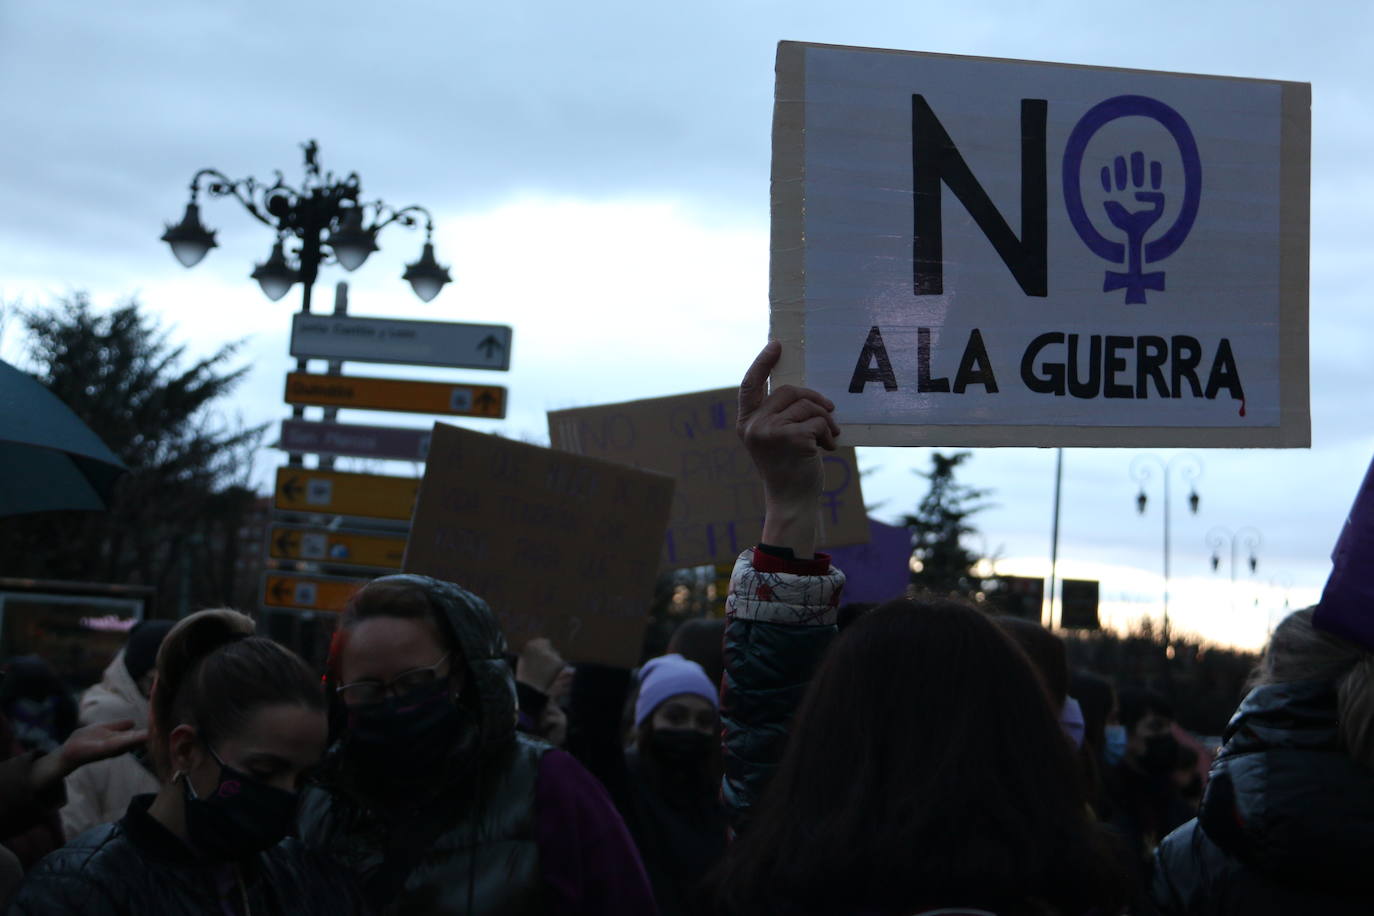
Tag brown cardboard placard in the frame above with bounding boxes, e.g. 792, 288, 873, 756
548, 387, 869, 568
404, 423, 675, 668
771, 41, 1310, 448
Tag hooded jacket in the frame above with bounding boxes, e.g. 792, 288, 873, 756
1152, 679, 1374, 914
60, 650, 159, 839
298, 574, 655, 916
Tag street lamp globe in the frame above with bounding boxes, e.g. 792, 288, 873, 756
251, 240, 298, 302
160, 202, 217, 268
403, 242, 452, 303
326, 206, 378, 272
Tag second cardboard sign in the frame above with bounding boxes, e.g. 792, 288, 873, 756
405, 423, 675, 669
548, 387, 869, 568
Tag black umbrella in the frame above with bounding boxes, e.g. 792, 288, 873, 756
0, 359, 127, 516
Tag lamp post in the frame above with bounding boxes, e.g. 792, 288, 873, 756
1130, 453, 1203, 647
161, 140, 451, 465
1206, 526, 1262, 609
1265, 573, 1294, 638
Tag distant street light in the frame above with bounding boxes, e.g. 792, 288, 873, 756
1130, 453, 1203, 647
1265, 573, 1295, 638
1206, 526, 1262, 609
160, 139, 450, 309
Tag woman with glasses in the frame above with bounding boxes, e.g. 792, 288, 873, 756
8, 609, 366, 915
298, 574, 657, 915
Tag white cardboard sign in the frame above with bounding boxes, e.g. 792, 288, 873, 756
770, 42, 1310, 447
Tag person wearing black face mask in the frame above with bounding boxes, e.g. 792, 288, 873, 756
7, 609, 366, 916
560, 650, 727, 916
1104, 686, 1194, 896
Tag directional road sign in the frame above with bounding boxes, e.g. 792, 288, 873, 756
290, 314, 512, 371
274, 468, 420, 521
277, 420, 432, 461
262, 572, 367, 612
269, 525, 406, 570
285, 373, 506, 419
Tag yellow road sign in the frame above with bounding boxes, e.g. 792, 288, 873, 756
269, 525, 406, 570
285, 372, 506, 418
261, 573, 366, 612
274, 468, 419, 521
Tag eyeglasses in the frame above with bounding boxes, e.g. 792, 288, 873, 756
335, 653, 453, 707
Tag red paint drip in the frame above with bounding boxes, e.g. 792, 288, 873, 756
1239, 398, 1247, 418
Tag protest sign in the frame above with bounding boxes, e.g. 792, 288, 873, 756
770, 41, 1310, 447
405, 424, 675, 668
1314, 453, 1374, 649
826, 518, 911, 604
548, 387, 869, 568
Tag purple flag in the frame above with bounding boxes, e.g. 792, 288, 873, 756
828, 518, 912, 605
1314, 455, 1374, 648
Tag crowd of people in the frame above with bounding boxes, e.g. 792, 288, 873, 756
0, 339, 1370, 914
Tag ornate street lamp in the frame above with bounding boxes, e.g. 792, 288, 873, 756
160, 140, 449, 311
1130, 453, 1203, 647
1207, 526, 1262, 609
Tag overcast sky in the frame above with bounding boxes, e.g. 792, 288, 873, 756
3, 0, 1371, 649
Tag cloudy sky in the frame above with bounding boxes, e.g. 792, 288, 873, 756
3, 0, 1370, 649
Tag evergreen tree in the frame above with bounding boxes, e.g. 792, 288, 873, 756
0, 293, 264, 612
902, 451, 991, 597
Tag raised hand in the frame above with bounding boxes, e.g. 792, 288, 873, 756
59, 720, 148, 772
737, 341, 841, 557
517, 637, 567, 694
29, 719, 148, 795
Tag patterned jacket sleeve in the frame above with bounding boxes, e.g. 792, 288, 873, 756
720, 547, 845, 834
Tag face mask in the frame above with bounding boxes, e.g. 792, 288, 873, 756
345, 678, 470, 781
647, 728, 714, 771
183, 743, 298, 860
1103, 724, 1128, 766
1141, 732, 1181, 776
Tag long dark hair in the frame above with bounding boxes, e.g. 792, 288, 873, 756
710, 598, 1131, 916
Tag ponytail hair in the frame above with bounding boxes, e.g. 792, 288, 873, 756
149, 609, 325, 778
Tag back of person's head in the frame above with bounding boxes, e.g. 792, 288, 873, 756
1070, 670, 1116, 754
124, 619, 176, 689
1253, 606, 1374, 766
150, 609, 323, 779
666, 617, 726, 690
0, 656, 65, 701
0, 655, 77, 751
995, 617, 1069, 708
836, 602, 877, 632
712, 598, 1129, 916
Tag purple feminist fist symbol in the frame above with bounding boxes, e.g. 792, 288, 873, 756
1063, 96, 1202, 305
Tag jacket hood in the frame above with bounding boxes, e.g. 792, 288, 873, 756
1198, 679, 1374, 890
365, 573, 516, 755
80, 649, 150, 730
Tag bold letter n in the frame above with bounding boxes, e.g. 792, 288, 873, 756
912, 95, 1047, 298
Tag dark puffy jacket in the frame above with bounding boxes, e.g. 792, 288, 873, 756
299, 575, 655, 916
6, 795, 366, 915
300, 575, 540, 913
1152, 679, 1374, 914
720, 549, 844, 831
